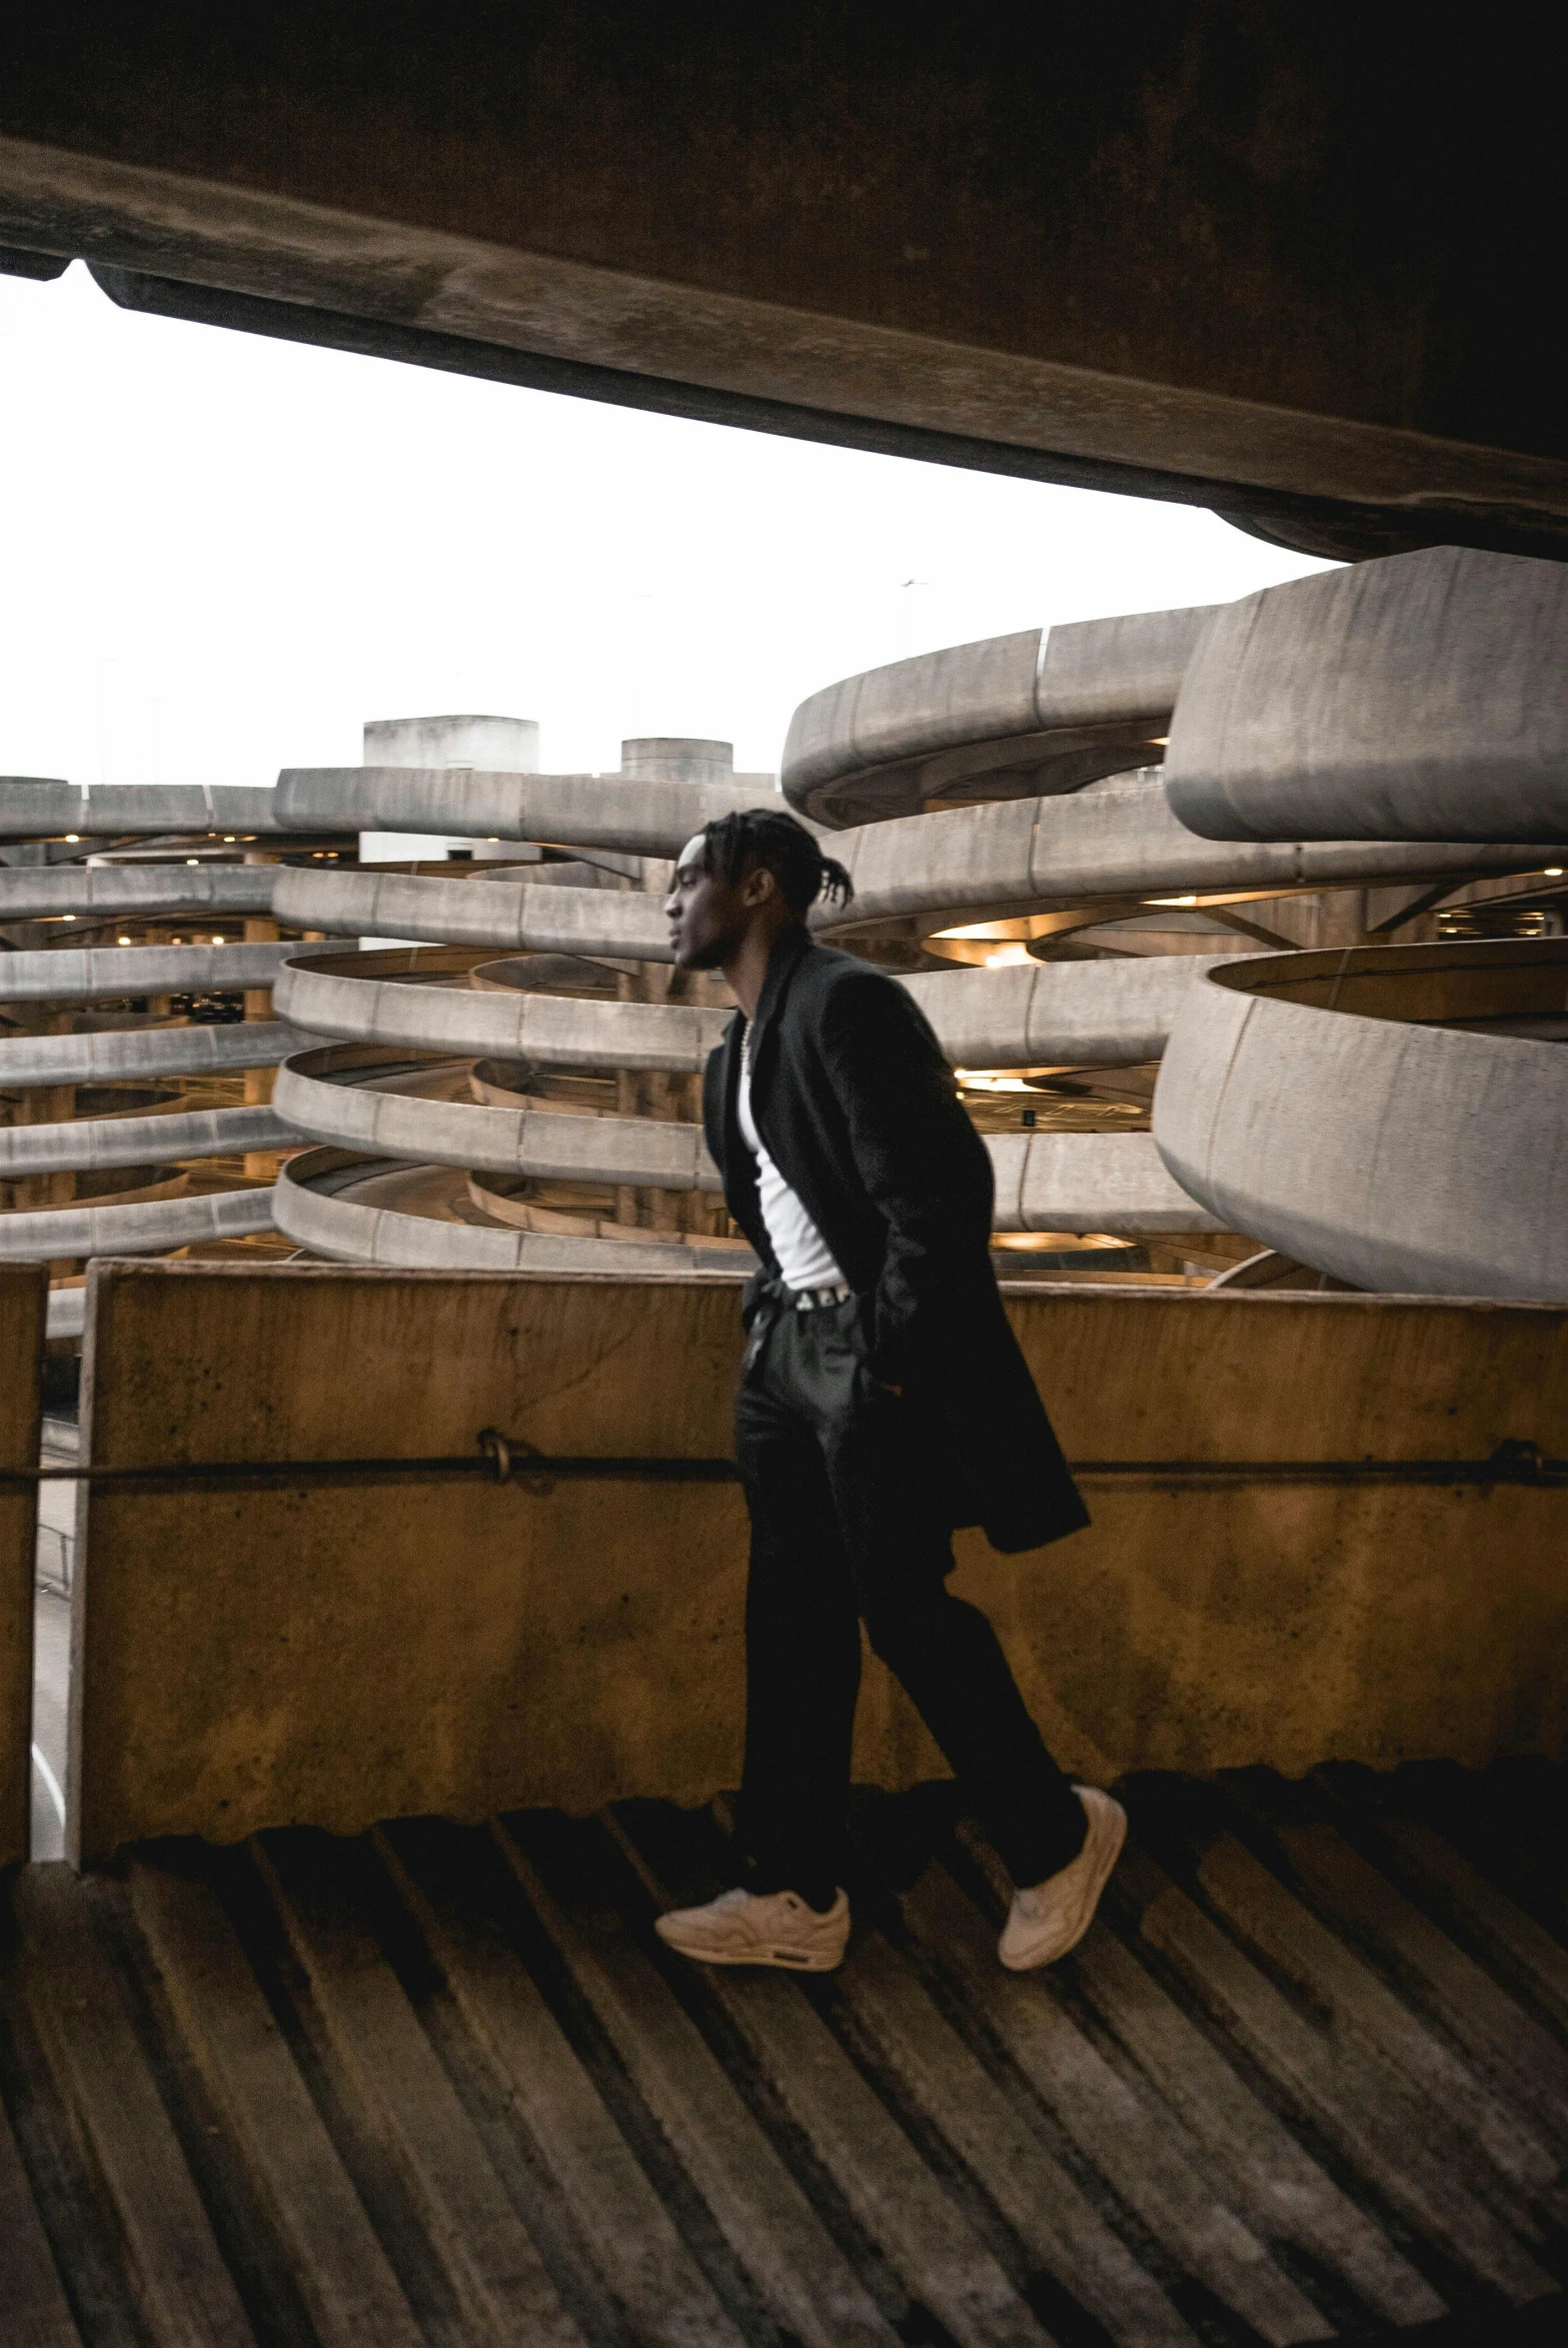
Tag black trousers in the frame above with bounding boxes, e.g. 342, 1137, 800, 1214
734, 1294, 1087, 1903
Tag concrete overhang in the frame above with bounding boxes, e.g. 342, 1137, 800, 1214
2, 13, 1565, 561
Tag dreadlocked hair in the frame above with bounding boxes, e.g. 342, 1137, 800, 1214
698, 807, 854, 915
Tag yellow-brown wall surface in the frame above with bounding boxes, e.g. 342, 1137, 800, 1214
0, 1263, 45, 1864
70, 1262, 1567, 1863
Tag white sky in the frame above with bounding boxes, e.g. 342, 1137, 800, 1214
1, 262, 1335, 791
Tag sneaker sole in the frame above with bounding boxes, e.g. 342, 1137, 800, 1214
655, 1933, 846, 1972
998, 1799, 1128, 1971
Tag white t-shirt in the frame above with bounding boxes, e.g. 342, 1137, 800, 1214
738, 1031, 846, 1291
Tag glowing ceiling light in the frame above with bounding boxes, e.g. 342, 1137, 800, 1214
1546, 868, 1564, 878
65, 832, 79, 842
117, 934, 132, 945
186, 857, 199, 866
223, 834, 236, 842
61, 913, 75, 922
1146, 894, 1199, 906
985, 943, 1034, 968
1149, 737, 1169, 747
212, 935, 225, 945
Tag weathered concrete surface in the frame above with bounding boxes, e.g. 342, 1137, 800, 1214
274, 866, 674, 956
276, 944, 1220, 1076
0, 1185, 275, 1263
0, 1019, 308, 1089
989, 1132, 1222, 1233
276, 947, 731, 1070
824, 774, 1557, 936
0, 1262, 45, 1866
275, 1049, 723, 1187
1165, 547, 1568, 846
783, 606, 1219, 825
1154, 941, 1568, 1297
277, 767, 776, 857
0, 779, 280, 838
0, 939, 306, 1001
4, 14, 1567, 560
0, 862, 275, 923
0, 1103, 295, 1178
275, 1150, 752, 1271
69, 1265, 1568, 1860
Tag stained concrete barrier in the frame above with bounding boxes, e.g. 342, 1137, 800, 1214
824, 774, 1556, 936
0, 1186, 275, 1263
0, 1103, 296, 1178
1154, 939, 1568, 1297
0, 940, 308, 1002
1164, 547, 1568, 846
276, 947, 731, 1069
0, 863, 276, 923
67, 1263, 1568, 1860
782, 605, 1220, 824
272, 1148, 750, 1269
0, 780, 281, 839
0, 1262, 46, 1866
274, 867, 674, 958
274, 1048, 725, 1185
276, 766, 776, 855
275, 945, 1218, 1076
0, 1020, 309, 1090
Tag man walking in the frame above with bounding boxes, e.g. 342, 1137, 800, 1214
658, 808, 1124, 1973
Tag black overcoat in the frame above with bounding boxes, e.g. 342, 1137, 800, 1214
702, 923, 1088, 1554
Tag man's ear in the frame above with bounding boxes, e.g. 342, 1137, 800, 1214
742, 862, 779, 908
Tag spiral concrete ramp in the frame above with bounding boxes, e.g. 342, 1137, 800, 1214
260, 608, 1555, 1286
0, 795, 331, 1280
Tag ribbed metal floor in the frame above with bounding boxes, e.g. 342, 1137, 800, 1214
2, 1765, 1564, 2346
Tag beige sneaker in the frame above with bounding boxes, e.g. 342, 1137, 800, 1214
655, 1885, 850, 1971
997, 1787, 1127, 1971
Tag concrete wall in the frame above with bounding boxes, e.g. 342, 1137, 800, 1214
0, 1262, 45, 1866
69, 1263, 1568, 1863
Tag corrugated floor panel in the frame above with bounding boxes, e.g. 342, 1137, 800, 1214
1, 1763, 1564, 2347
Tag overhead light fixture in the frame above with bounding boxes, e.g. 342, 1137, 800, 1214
1546, 867, 1564, 878
61, 913, 75, 922
186, 857, 199, 866
212, 935, 226, 946
118, 934, 132, 945
65, 832, 79, 842
223, 834, 236, 842
1146, 894, 1199, 907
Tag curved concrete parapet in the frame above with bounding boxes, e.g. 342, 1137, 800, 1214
0, 863, 277, 923
1164, 547, 1568, 846
0, 781, 282, 839
272, 868, 673, 958
275, 948, 731, 1071
989, 1131, 1223, 1233
274, 1048, 724, 1187
274, 1149, 750, 1271
276, 767, 781, 857
783, 605, 1220, 825
0, 1104, 296, 1177
0, 941, 307, 1002
0, 1184, 275, 1261
0, 1021, 308, 1089
275, 782, 1546, 961
823, 772, 1557, 936
1153, 940, 1568, 1296
276, 944, 1220, 1075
